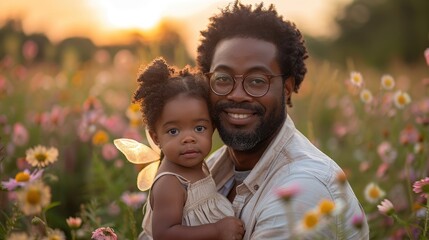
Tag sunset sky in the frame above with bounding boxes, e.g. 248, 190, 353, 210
0, 0, 351, 57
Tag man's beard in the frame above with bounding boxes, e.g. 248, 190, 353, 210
213, 99, 285, 151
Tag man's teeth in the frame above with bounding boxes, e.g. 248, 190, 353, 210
228, 113, 251, 119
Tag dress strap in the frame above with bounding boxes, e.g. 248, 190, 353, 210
152, 172, 190, 188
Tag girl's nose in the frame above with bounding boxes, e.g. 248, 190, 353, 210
182, 134, 196, 144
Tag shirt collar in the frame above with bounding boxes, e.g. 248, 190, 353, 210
241, 114, 295, 193
210, 114, 296, 192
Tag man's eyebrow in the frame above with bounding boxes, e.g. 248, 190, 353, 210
211, 65, 274, 74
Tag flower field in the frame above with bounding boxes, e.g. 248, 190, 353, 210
0, 39, 428, 239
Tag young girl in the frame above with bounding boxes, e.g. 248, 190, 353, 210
115, 58, 244, 240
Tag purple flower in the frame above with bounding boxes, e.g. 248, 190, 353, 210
1, 169, 43, 191
121, 191, 147, 209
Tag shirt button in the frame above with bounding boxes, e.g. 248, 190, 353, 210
254, 185, 259, 191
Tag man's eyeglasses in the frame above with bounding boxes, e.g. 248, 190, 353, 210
205, 72, 284, 97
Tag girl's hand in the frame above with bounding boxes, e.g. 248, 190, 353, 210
214, 216, 245, 240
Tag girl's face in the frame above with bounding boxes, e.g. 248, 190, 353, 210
150, 94, 213, 169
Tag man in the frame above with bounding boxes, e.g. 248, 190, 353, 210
197, 1, 369, 239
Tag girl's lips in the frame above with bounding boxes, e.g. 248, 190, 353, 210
181, 149, 200, 158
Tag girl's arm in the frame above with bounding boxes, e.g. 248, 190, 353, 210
151, 175, 244, 240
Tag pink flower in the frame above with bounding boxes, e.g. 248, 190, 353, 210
424, 48, 429, 66
351, 214, 364, 229
12, 123, 29, 146
376, 141, 397, 163
399, 125, 420, 145
123, 127, 143, 142
376, 162, 390, 179
413, 177, 429, 199
377, 199, 395, 216
22, 40, 38, 61
102, 143, 118, 161
1, 169, 43, 191
91, 227, 117, 240
66, 217, 82, 229
101, 115, 127, 136
274, 184, 300, 202
0, 75, 7, 94
121, 191, 147, 209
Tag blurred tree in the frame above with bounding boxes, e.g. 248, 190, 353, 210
308, 0, 429, 68
56, 37, 96, 66
0, 19, 25, 63
27, 33, 54, 62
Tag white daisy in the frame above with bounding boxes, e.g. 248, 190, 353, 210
16, 181, 51, 215
364, 182, 385, 203
393, 90, 411, 109
25, 145, 58, 168
360, 89, 373, 104
350, 71, 364, 88
380, 74, 395, 90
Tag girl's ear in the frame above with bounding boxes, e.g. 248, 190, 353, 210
148, 130, 160, 146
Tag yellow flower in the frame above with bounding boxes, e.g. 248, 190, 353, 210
350, 71, 364, 88
15, 171, 30, 182
16, 181, 51, 215
92, 130, 109, 146
7, 232, 34, 240
26, 145, 59, 168
126, 103, 141, 121
318, 199, 335, 216
303, 211, 319, 229
42, 229, 66, 240
393, 90, 411, 109
380, 74, 395, 90
294, 210, 325, 237
364, 182, 385, 203
360, 89, 373, 104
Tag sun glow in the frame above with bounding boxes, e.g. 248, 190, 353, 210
91, 0, 164, 30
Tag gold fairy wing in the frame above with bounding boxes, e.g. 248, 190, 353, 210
113, 138, 159, 164
137, 160, 160, 191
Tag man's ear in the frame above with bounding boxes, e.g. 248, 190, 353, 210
284, 76, 295, 107
284, 76, 295, 97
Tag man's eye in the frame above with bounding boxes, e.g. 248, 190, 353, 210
214, 74, 233, 83
247, 75, 268, 85
167, 129, 179, 135
195, 126, 206, 133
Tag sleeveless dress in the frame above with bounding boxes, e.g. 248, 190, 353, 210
138, 170, 234, 240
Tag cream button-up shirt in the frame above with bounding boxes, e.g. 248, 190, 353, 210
207, 115, 369, 239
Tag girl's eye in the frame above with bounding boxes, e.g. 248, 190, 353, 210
195, 126, 206, 133
167, 128, 179, 135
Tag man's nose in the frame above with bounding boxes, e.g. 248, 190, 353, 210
226, 77, 252, 102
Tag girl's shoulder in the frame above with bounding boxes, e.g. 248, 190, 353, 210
153, 171, 190, 186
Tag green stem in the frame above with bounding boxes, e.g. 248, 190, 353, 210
423, 198, 429, 238
285, 203, 297, 240
392, 214, 412, 239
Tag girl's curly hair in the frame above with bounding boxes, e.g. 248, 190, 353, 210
133, 57, 210, 132
197, 1, 308, 107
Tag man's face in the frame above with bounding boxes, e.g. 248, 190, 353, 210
209, 37, 290, 151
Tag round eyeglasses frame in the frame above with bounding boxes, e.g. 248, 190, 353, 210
205, 72, 284, 98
